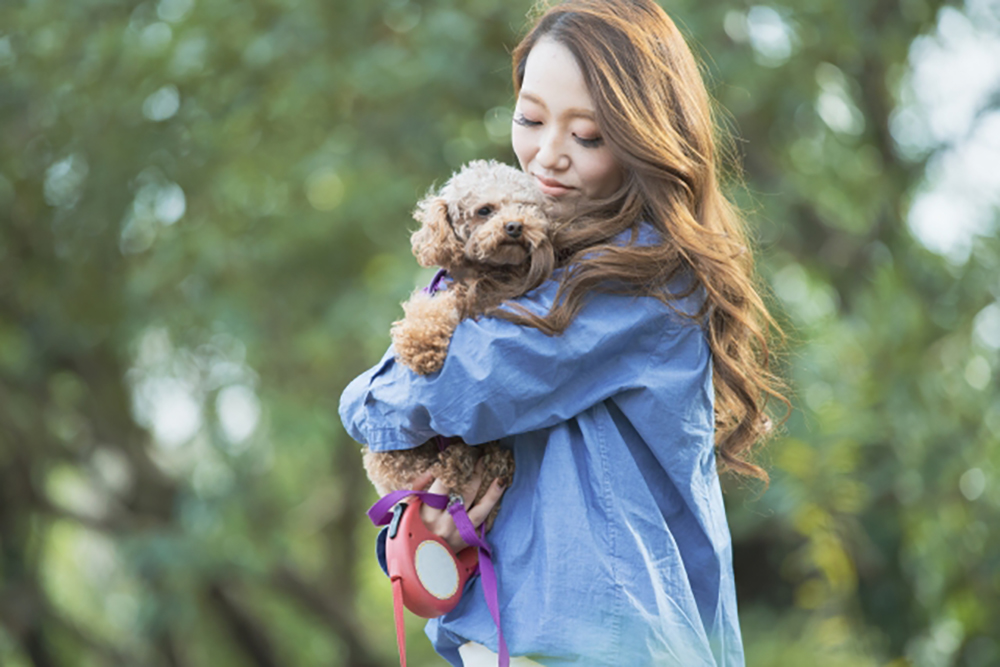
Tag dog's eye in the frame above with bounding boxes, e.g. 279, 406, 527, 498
476, 206, 494, 217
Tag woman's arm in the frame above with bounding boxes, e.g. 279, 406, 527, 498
338, 278, 686, 451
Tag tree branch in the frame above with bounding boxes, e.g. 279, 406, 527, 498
269, 564, 383, 667
206, 581, 280, 667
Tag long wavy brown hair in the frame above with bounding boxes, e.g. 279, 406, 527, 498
502, 0, 788, 483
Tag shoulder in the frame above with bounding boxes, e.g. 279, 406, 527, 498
614, 220, 708, 323
517, 220, 706, 326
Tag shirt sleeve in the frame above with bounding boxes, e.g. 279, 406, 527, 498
338, 278, 686, 452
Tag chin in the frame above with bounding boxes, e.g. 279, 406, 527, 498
543, 193, 585, 219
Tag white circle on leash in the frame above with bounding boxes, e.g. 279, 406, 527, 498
415, 540, 460, 600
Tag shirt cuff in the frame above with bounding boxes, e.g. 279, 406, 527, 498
375, 525, 389, 577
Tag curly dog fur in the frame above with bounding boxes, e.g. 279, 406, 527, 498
362, 160, 554, 530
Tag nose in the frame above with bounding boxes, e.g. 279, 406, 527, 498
505, 221, 523, 238
535, 129, 569, 172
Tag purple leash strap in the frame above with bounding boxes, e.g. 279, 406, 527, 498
367, 489, 449, 526
448, 497, 509, 667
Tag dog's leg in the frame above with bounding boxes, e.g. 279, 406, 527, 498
361, 442, 441, 496
391, 288, 462, 375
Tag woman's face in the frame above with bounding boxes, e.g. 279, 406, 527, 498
512, 37, 624, 214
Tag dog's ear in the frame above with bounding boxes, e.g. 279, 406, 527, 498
411, 196, 460, 268
524, 235, 555, 293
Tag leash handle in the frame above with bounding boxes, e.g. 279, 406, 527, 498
369, 490, 509, 667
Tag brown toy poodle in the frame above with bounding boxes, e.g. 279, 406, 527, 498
362, 160, 555, 530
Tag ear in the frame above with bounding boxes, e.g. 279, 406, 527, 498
411, 196, 459, 268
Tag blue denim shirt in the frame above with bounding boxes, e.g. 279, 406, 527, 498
339, 225, 745, 666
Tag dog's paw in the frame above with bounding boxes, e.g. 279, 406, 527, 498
392, 290, 460, 374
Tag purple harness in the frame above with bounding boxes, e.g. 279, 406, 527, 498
423, 268, 450, 295
367, 269, 509, 667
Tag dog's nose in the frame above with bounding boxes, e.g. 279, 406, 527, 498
505, 221, 523, 239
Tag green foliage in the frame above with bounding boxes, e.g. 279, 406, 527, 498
1, 0, 997, 665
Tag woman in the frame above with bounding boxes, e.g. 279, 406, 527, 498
340, 1, 785, 664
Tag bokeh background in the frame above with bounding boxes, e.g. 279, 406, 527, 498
2, 0, 999, 665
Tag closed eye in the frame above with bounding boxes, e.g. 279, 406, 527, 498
515, 112, 603, 148
575, 135, 603, 148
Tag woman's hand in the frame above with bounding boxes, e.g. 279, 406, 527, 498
413, 459, 507, 553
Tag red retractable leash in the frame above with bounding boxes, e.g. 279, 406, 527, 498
369, 489, 509, 667
387, 497, 479, 617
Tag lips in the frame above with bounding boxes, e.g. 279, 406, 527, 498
533, 174, 574, 197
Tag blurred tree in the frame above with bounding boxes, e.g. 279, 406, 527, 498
699, 1, 1000, 665
0, 0, 997, 666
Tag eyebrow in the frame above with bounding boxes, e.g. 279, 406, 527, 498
519, 91, 595, 120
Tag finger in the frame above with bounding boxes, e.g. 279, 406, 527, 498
466, 478, 506, 528
420, 476, 451, 524
461, 458, 485, 508
427, 476, 450, 497
407, 469, 437, 509
411, 469, 436, 491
